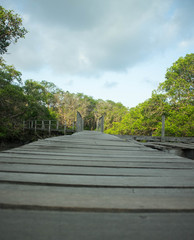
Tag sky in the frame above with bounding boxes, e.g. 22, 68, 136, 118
1, 0, 194, 108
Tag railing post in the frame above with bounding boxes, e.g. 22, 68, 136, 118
101, 115, 104, 133
49, 120, 51, 135
161, 115, 165, 142
42, 120, 45, 130
98, 116, 104, 132
64, 121, 67, 135
82, 118, 84, 131
23, 121, 25, 131
35, 120, 37, 134
76, 111, 83, 132
56, 121, 59, 130
96, 119, 99, 131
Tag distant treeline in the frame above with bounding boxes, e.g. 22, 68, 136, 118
0, 61, 127, 140
0, 6, 193, 142
0, 54, 193, 141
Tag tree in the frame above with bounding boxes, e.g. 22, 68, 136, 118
0, 59, 26, 139
156, 53, 194, 137
0, 5, 28, 54
158, 53, 194, 105
23, 80, 57, 120
0, 5, 27, 140
107, 54, 194, 137
0, 57, 22, 86
94, 99, 127, 132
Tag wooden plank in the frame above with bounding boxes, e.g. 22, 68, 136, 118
0, 183, 194, 211
1, 157, 193, 169
1, 210, 194, 240
0, 163, 194, 177
1, 149, 188, 159
0, 151, 192, 163
1, 172, 194, 188
146, 142, 194, 150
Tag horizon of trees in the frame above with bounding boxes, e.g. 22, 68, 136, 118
0, 5, 193, 141
1, 53, 193, 141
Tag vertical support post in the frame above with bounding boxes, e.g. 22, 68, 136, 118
76, 111, 83, 132
49, 120, 51, 135
42, 120, 45, 130
101, 115, 104, 133
23, 121, 25, 131
82, 118, 84, 131
56, 121, 59, 130
64, 121, 67, 135
98, 116, 104, 132
96, 119, 99, 131
161, 115, 165, 142
35, 120, 37, 134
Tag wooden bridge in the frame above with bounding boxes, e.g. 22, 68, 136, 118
0, 131, 194, 239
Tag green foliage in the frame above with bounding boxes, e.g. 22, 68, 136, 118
158, 53, 194, 105
0, 60, 26, 140
0, 5, 28, 54
107, 53, 194, 137
0, 6, 28, 140
0, 57, 22, 85
153, 104, 194, 137
0, 70, 57, 140
94, 99, 127, 131
23, 79, 58, 120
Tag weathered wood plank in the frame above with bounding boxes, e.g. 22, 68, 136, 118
1, 210, 194, 240
1, 157, 193, 169
0, 163, 194, 177
1, 172, 194, 188
1, 150, 188, 159
0, 183, 194, 211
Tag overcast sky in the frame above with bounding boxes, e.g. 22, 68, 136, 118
2, 0, 194, 108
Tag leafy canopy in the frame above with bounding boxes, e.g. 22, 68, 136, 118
158, 53, 194, 105
0, 5, 28, 54
0, 57, 22, 86
107, 53, 194, 137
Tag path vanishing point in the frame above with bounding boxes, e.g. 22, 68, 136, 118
0, 131, 194, 239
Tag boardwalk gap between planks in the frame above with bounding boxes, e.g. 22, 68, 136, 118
0, 131, 194, 240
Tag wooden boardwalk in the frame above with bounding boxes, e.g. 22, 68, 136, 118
0, 131, 194, 239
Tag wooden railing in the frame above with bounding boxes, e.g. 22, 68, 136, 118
24, 112, 105, 135
23, 120, 76, 135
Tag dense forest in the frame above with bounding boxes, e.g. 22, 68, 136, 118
0, 6, 194, 143
107, 52, 194, 137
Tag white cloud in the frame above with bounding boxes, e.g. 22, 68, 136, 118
3, 0, 181, 75
1, 0, 194, 108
